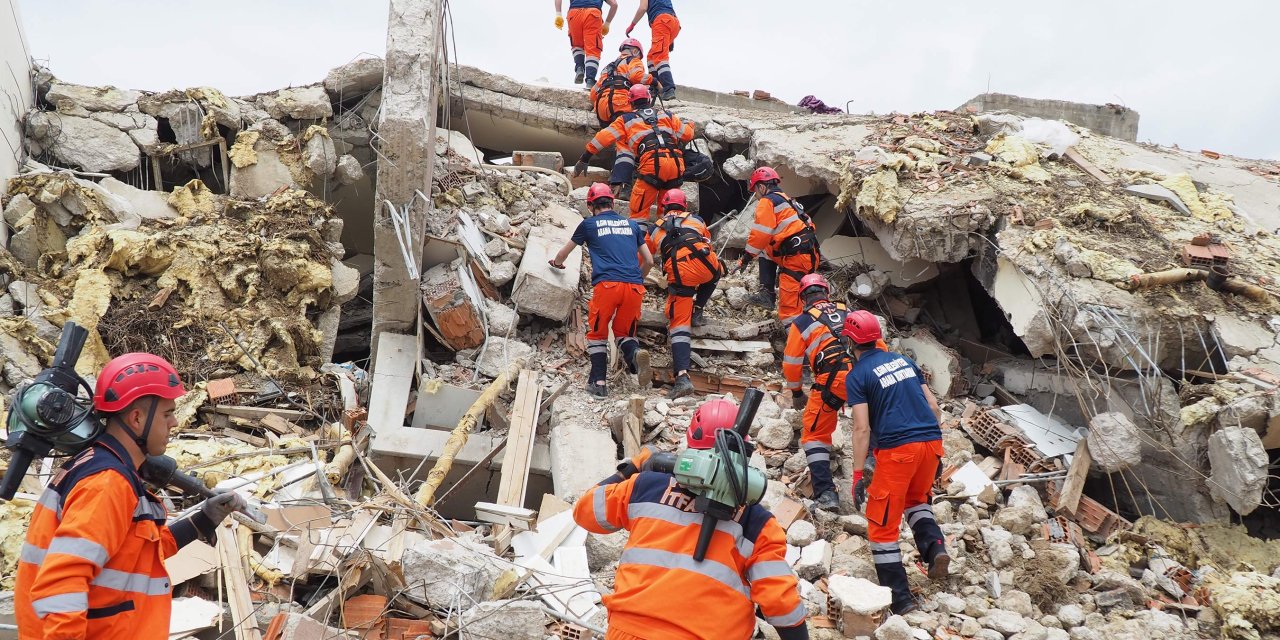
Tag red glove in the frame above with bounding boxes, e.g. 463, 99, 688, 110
625, 23, 635, 36
852, 469, 869, 511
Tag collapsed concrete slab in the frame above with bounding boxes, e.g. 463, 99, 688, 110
401, 537, 506, 608
899, 329, 963, 397
511, 227, 580, 323
1208, 426, 1269, 516
548, 398, 617, 500
820, 235, 939, 288
25, 112, 140, 172
324, 57, 385, 99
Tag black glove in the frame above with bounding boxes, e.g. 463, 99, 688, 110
573, 161, 589, 177
853, 476, 870, 512
734, 256, 753, 275
201, 490, 248, 526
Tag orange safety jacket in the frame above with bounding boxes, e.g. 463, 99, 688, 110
745, 189, 819, 268
646, 211, 720, 291
15, 434, 205, 640
585, 107, 693, 189
574, 470, 807, 640
590, 55, 654, 125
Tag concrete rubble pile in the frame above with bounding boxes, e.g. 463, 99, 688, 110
3, 46, 1280, 640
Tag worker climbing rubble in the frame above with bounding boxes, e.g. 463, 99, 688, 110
623, 0, 681, 101
843, 310, 951, 615
550, 183, 654, 397
735, 166, 821, 326
589, 38, 654, 128
575, 83, 694, 222
645, 189, 722, 400
781, 274, 852, 512
554, 0, 619, 86
14, 352, 246, 640
573, 396, 810, 640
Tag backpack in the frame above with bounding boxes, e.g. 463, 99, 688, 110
631, 108, 686, 190
681, 147, 713, 182
657, 214, 718, 292
594, 58, 636, 124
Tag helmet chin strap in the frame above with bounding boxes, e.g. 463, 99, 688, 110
111, 397, 160, 457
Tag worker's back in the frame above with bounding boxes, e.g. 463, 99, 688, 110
846, 347, 941, 450
575, 470, 806, 640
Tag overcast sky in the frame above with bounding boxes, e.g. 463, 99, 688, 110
17, 0, 1280, 160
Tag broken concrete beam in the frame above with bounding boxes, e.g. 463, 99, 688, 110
98, 177, 178, 220
460, 600, 548, 637
549, 415, 617, 499
401, 537, 507, 607
25, 112, 140, 172
820, 236, 938, 288
898, 329, 963, 397
511, 228, 580, 322
1124, 183, 1191, 216
324, 58, 384, 99
45, 82, 140, 113
513, 150, 564, 172
258, 86, 333, 121
1208, 426, 1269, 516
1212, 315, 1275, 359
1086, 412, 1142, 473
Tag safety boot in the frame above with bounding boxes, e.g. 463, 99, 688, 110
746, 290, 775, 309
574, 68, 585, 85
585, 382, 607, 398
813, 490, 840, 511
690, 307, 707, 327
928, 551, 951, 580
659, 85, 676, 101
635, 349, 652, 388
668, 374, 694, 399
616, 181, 634, 201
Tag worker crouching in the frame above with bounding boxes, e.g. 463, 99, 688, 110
573, 398, 809, 640
735, 167, 820, 327
645, 189, 720, 399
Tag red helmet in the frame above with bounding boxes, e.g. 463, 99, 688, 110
660, 189, 687, 211
628, 84, 651, 103
842, 310, 882, 345
687, 398, 738, 449
749, 166, 781, 191
586, 182, 613, 205
619, 38, 643, 53
94, 353, 186, 413
799, 273, 830, 297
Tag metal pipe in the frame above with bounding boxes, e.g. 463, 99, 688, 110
1128, 268, 1205, 290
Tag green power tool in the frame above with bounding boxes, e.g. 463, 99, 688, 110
648, 387, 768, 561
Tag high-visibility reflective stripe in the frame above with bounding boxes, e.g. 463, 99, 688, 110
32, 592, 88, 617
20, 542, 46, 565
871, 542, 901, 564
805, 450, 830, 463
620, 547, 750, 599
585, 56, 600, 63
91, 568, 170, 596
799, 321, 824, 341
781, 314, 800, 327
750, 223, 774, 235
670, 335, 691, 344
572, 47, 585, 55
587, 345, 608, 355
36, 488, 63, 519
745, 245, 763, 257
745, 560, 792, 582
590, 486, 619, 532
669, 324, 691, 334
804, 340, 824, 360
765, 601, 808, 628
782, 355, 804, 365
772, 215, 801, 234
48, 536, 108, 567
133, 499, 167, 520
784, 381, 802, 390
627, 502, 754, 557
615, 155, 636, 166
905, 503, 935, 528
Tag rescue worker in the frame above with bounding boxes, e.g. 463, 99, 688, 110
590, 38, 654, 128
734, 167, 820, 326
573, 398, 810, 640
780, 274, 850, 511
575, 84, 693, 222
645, 189, 720, 399
842, 310, 950, 615
550, 183, 654, 397
15, 353, 246, 640
624, 0, 681, 101
555, 0, 619, 85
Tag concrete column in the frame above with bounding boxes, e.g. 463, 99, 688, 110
371, 0, 443, 358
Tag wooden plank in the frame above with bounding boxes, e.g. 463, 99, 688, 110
1064, 147, 1114, 185
223, 428, 266, 447
689, 338, 772, 353
205, 405, 309, 422
1058, 438, 1092, 516
215, 524, 263, 640
258, 413, 297, 436
367, 332, 418, 434
623, 396, 644, 458
475, 502, 538, 530
496, 370, 542, 509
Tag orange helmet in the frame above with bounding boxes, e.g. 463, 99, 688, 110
842, 310, 882, 345
628, 84, 651, 103
586, 182, 613, 205
660, 189, 687, 211
687, 398, 738, 449
94, 353, 186, 413
749, 166, 781, 190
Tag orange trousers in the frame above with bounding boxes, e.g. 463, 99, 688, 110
775, 254, 817, 326
629, 181, 668, 222
801, 369, 848, 447
865, 440, 945, 544
586, 281, 644, 343
647, 13, 681, 67
568, 8, 604, 69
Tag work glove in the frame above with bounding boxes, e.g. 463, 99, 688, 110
555, 14, 564, 29
601, 22, 611, 35
625, 23, 635, 36
616, 445, 659, 479
733, 257, 752, 275
201, 490, 248, 526
852, 470, 870, 512
791, 390, 805, 410
573, 160, 589, 177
